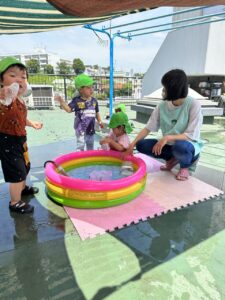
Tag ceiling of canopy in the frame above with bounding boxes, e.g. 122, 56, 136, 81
47, 0, 225, 17
0, 0, 224, 35
0, 0, 151, 35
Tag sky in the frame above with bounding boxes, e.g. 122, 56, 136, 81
0, 7, 173, 73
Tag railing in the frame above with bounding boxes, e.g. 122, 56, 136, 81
28, 74, 143, 101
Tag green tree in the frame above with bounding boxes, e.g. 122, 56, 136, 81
57, 62, 71, 75
73, 58, 85, 75
26, 59, 40, 73
44, 64, 54, 74
134, 72, 144, 78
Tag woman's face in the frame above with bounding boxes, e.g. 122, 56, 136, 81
2, 66, 28, 96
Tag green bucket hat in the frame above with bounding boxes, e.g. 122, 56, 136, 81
115, 103, 126, 113
109, 111, 133, 134
74, 74, 94, 89
0, 56, 26, 75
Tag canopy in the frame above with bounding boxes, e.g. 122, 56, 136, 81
48, 0, 225, 17
1, 0, 224, 35
0, 0, 149, 35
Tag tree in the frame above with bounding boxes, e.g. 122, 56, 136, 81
134, 72, 144, 78
26, 59, 40, 73
57, 61, 71, 75
73, 58, 85, 75
44, 64, 54, 74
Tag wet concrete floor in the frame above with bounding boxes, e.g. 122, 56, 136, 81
0, 108, 225, 299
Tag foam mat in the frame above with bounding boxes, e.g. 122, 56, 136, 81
65, 162, 223, 240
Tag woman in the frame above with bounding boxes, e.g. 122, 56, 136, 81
125, 69, 203, 180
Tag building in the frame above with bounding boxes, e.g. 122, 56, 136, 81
142, 6, 225, 97
0, 48, 69, 73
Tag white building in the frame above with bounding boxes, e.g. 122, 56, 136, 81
0, 48, 69, 73
142, 6, 225, 97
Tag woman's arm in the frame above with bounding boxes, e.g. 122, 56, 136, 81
153, 100, 202, 155
124, 127, 150, 156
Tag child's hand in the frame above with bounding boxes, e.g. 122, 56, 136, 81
103, 137, 113, 144
31, 121, 43, 130
54, 93, 64, 104
0, 86, 17, 105
99, 122, 104, 129
0, 87, 8, 99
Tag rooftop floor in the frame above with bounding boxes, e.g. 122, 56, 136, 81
0, 107, 225, 299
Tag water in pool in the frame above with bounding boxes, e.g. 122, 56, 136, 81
68, 165, 125, 181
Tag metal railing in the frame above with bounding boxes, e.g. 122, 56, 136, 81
28, 74, 143, 101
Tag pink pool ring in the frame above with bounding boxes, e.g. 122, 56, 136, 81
45, 150, 147, 209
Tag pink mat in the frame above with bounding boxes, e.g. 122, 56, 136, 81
64, 158, 223, 240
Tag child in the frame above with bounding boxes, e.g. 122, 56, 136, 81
115, 103, 126, 113
100, 111, 133, 152
0, 57, 43, 214
55, 74, 103, 151
125, 69, 203, 181
105, 103, 126, 119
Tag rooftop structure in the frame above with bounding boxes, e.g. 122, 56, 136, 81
142, 6, 225, 97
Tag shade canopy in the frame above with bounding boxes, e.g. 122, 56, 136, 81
1, 0, 224, 35
0, 0, 150, 35
48, 0, 225, 17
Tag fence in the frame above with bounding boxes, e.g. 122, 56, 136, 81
28, 74, 142, 101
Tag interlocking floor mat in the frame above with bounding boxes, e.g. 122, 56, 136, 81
65, 160, 223, 240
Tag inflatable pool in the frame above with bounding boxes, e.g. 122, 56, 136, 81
44, 150, 147, 209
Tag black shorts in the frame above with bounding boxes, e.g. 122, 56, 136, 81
0, 133, 30, 183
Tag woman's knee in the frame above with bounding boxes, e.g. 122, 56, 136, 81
173, 140, 194, 154
136, 139, 157, 154
136, 139, 145, 152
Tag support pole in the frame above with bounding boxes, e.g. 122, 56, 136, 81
109, 35, 114, 116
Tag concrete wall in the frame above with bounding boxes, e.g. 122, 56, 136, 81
142, 24, 210, 96
205, 20, 225, 74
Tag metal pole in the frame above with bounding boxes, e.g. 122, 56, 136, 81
103, 6, 209, 30
129, 17, 225, 37
109, 35, 114, 116
63, 76, 67, 100
118, 11, 225, 35
84, 24, 129, 117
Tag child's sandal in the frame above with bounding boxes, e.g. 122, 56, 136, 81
176, 168, 190, 181
21, 185, 39, 195
9, 200, 34, 214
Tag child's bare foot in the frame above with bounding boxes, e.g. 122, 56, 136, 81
160, 157, 179, 171
176, 168, 189, 181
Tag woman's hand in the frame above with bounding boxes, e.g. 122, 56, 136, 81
152, 136, 168, 155
121, 144, 134, 159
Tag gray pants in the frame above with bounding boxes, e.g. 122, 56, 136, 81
76, 132, 94, 151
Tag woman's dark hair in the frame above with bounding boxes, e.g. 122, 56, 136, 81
161, 69, 188, 101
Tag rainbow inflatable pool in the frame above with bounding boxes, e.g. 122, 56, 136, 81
45, 150, 147, 209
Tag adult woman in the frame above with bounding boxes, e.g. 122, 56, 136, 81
125, 69, 203, 180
